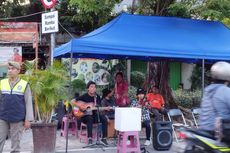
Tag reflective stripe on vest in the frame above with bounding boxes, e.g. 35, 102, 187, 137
0, 79, 27, 95
0, 78, 28, 122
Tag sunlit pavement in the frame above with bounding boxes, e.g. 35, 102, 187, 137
3, 129, 186, 153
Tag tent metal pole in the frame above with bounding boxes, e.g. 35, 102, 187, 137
127, 60, 131, 84
70, 52, 73, 78
202, 59, 205, 95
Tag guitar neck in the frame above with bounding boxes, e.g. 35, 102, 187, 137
90, 107, 111, 111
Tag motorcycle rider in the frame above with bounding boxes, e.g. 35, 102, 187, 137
199, 61, 230, 136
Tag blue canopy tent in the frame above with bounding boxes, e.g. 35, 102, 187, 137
54, 13, 230, 61
54, 13, 230, 91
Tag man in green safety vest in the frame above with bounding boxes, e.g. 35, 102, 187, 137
0, 61, 34, 153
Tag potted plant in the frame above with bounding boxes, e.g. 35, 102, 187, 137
21, 60, 69, 153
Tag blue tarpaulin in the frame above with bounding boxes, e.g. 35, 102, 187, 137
54, 13, 230, 61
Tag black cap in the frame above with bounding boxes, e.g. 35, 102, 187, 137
136, 88, 145, 95
86, 81, 96, 89
102, 88, 112, 99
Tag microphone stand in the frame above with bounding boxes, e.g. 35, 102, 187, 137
83, 105, 107, 150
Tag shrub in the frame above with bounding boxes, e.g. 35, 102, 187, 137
173, 89, 202, 108
131, 71, 145, 88
128, 85, 137, 102
71, 79, 86, 95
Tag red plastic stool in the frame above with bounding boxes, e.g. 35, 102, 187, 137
117, 131, 141, 153
60, 116, 78, 138
79, 122, 101, 143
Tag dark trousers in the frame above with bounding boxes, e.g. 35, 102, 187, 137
81, 114, 108, 138
142, 120, 151, 140
151, 108, 168, 121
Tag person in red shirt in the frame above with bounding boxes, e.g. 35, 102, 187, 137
146, 86, 167, 121
114, 72, 129, 107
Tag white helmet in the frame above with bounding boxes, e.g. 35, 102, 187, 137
211, 61, 230, 81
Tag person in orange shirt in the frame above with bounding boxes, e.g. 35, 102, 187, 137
11, 48, 22, 64
146, 86, 167, 121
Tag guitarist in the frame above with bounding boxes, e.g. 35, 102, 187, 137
71, 81, 109, 146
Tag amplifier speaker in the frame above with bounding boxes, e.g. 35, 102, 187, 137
152, 121, 172, 151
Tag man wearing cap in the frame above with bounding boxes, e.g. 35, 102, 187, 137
0, 61, 34, 153
71, 81, 109, 146
131, 88, 151, 146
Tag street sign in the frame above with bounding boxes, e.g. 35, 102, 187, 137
40, 0, 57, 9
42, 11, 59, 34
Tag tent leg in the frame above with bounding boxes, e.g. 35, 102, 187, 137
127, 60, 131, 84
202, 59, 205, 95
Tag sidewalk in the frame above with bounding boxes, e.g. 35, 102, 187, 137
3, 129, 185, 153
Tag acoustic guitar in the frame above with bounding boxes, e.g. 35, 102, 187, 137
73, 101, 114, 119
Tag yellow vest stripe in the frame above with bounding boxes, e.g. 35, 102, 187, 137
0, 79, 28, 94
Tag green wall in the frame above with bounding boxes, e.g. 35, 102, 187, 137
169, 62, 181, 90
131, 60, 147, 73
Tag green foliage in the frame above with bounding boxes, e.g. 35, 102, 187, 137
128, 85, 137, 102
167, 2, 191, 18
174, 89, 202, 108
68, 0, 120, 32
222, 17, 230, 28
71, 79, 86, 95
192, 0, 230, 20
131, 71, 145, 88
21, 61, 69, 123
190, 64, 210, 90
0, 0, 43, 21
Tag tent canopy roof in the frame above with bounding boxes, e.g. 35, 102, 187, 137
54, 13, 230, 61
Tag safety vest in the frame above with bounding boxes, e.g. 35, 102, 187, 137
0, 78, 28, 122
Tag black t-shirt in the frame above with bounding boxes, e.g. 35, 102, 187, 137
101, 98, 115, 107
76, 93, 101, 106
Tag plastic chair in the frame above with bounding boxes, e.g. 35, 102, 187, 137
167, 109, 188, 142
191, 108, 201, 128
60, 116, 78, 138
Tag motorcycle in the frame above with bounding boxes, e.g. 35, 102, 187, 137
178, 126, 230, 153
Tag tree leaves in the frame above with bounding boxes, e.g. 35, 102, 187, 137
67, 0, 120, 33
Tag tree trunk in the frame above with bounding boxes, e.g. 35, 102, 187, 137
144, 61, 177, 108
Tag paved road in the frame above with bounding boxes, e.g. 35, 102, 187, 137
2, 130, 185, 153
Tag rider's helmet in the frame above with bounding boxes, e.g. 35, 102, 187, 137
211, 61, 230, 81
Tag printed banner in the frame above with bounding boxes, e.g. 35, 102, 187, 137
0, 47, 22, 64
0, 22, 38, 43
63, 58, 114, 86
0, 47, 22, 78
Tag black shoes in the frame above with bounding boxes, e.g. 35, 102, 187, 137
88, 138, 93, 145
88, 137, 108, 146
101, 138, 108, 146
